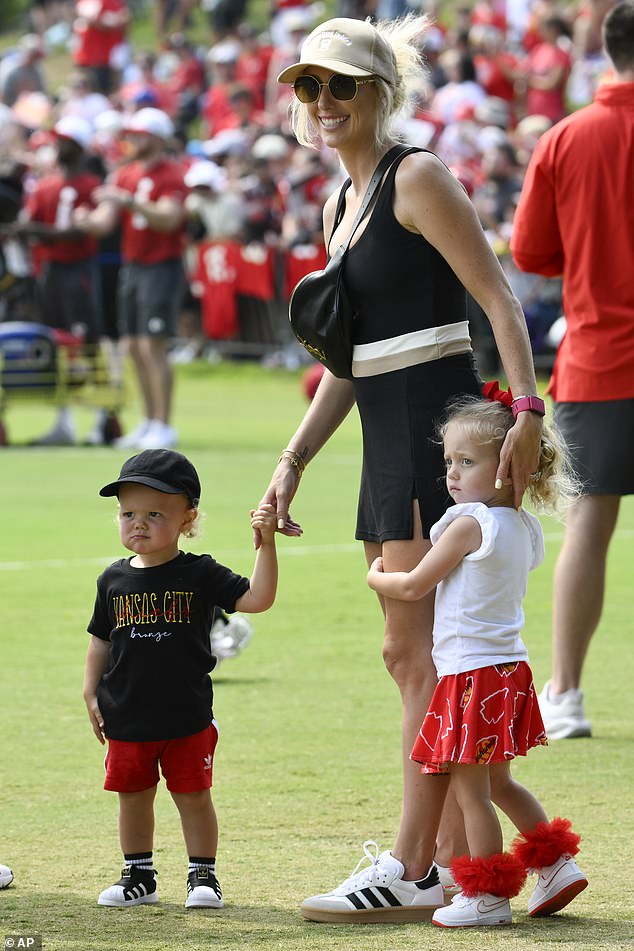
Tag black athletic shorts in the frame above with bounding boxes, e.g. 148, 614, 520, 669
117, 259, 185, 338
554, 399, 634, 496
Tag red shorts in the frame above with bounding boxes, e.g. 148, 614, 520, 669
411, 663, 547, 774
104, 722, 219, 793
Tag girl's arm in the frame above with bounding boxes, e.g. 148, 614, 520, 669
236, 505, 278, 613
367, 516, 482, 601
394, 152, 542, 507
82, 635, 110, 744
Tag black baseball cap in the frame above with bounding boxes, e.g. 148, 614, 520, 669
99, 449, 201, 506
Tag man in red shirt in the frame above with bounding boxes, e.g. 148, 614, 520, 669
76, 107, 186, 450
524, 14, 573, 123
72, 0, 130, 94
511, 0, 634, 739
14, 115, 104, 445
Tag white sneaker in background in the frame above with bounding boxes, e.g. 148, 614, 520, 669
29, 422, 77, 446
137, 421, 178, 450
113, 418, 151, 450
538, 681, 592, 739
170, 341, 201, 364
210, 613, 254, 662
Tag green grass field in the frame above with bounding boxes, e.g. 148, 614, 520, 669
0, 362, 632, 950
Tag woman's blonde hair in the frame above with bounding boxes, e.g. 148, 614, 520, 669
289, 13, 432, 150
438, 396, 583, 516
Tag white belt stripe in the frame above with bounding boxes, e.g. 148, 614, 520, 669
352, 321, 471, 378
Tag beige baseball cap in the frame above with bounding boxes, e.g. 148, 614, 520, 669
277, 18, 397, 86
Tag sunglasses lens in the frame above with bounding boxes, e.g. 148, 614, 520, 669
329, 74, 357, 100
294, 76, 319, 102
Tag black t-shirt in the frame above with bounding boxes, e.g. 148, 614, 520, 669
88, 551, 250, 741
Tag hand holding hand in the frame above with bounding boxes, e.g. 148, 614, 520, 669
250, 503, 279, 544
253, 459, 303, 549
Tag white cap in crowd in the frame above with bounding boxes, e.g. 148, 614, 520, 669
125, 107, 174, 140
184, 160, 227, 191
252, 133, 289, 161
53, 115, 93, 150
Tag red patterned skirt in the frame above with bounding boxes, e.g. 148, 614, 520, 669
411, 662, 547, 774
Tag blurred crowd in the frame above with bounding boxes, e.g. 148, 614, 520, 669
0, 0, 620, 378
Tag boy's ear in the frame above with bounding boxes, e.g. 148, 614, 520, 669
183, 506, 198, 528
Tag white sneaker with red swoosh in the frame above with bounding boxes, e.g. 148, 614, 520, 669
432, 892, 512, 927
528, 854, 588, 916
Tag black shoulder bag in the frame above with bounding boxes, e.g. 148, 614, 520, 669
288, 145, 418, 379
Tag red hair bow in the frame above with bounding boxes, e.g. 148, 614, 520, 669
482, 380, 513, 407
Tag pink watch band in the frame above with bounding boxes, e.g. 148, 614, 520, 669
511, 395, 546, 419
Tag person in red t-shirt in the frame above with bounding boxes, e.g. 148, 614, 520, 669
511, 0, 634, 740
12, 115, 107, 445
234, 23, 273, 111
75, 108, 187, 451
164, 33, 206, 130
72, 0, 130, 94
524, 15, 573, 122
200, 41, 242, 139
471, 24, 522, 115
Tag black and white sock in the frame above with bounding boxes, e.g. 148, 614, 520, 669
124, 852, 155, 874
189, 856, 216, 875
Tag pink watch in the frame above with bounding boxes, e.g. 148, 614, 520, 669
511, 395, 546, 419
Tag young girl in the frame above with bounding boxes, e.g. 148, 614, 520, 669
367, 389, 588, 928
83, 449, 278, 909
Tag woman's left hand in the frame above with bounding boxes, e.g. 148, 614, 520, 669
496, 410, 543, 507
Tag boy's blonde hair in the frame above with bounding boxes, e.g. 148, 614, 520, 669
183, 508, 203, 540
289, 14, 431, 150
438, 396, 583, 516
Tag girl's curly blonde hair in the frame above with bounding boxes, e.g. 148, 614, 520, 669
289, 13, 432, 151
438, 396, 583, 516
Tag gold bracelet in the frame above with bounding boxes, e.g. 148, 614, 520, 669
278, 449, 306, 479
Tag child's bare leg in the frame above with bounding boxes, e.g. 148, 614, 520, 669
171, 789, 218, 857
98, 787, 158, 906
449, 764, 502, 857
118, 787, 157, 853
489, 762, 548, 833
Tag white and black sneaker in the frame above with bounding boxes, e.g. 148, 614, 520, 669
0, 863, 13, 889
185, 867, 224, 908
98, 865, 158, 907
210, 611, 254, 662
300, 840, 445, 923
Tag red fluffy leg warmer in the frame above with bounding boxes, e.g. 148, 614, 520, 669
450, 852, 527, 899
512, 817, 581, 870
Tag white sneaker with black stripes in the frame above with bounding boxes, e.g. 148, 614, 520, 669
300, 840, 445, 923
98, 865, 158, 907
185, 867, 224, 909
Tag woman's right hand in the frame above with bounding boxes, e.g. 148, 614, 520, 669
253, 459, 303, 549
253, 370, 355, 548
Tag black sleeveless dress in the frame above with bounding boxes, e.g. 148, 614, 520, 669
337, 152, 483, 542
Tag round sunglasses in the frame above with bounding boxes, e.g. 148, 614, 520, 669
293, 73, 376, 103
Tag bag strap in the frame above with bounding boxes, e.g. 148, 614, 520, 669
332, 145, 421, 254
